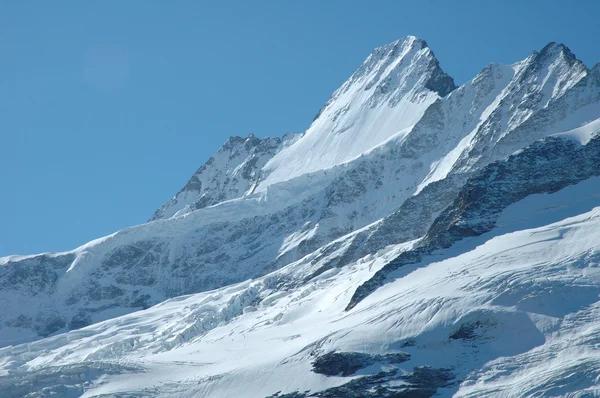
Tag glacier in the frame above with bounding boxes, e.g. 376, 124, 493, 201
1, 36, 599, 397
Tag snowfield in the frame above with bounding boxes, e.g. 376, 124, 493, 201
1, 177, 600, 397
1, 36, 600, 396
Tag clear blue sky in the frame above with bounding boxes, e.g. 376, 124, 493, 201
1, 0, 599, 256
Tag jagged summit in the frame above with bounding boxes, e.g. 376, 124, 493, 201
522, 41, 587, 77
365, 35, 423, 57
309, 36, 443, 121
537, 41, 578, 61
345, 36, 455, 96
368, 36, 456, 97
424, 51, 457, 96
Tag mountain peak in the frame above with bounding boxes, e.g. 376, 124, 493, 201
371, 35, 428, 55
257, 36, 456, 190
528, 42, 585, 72
366, 36, 455, 97
539, 41, 578, 60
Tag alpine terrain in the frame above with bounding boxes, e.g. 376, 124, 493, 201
1, 36, 600, 397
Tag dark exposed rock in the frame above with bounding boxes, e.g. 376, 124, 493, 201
403, 366, 455, 392
424, 55, 457, 97
312, 351, 410, 377
267, 366, 454, 398
400, 340, 416, 348
268, 392, 310, 398
34, 314, 66, 337
450, 321, 484, 340
68, 312, 93, 330
1, 253, 74, 296
6, 315, 32, 329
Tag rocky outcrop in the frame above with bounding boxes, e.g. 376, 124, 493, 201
268, 366, 454, 398
348, 134, 600, 310
150, 132, 301, 221
311, 351, 410, 377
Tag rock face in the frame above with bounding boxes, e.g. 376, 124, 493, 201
0, 38, 599, 398
150, 132, 302, 221
268, 366, 455, 398
311, 351, 410, 377
347, 134, 600, 310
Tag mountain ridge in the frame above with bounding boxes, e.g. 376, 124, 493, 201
1, 37, 597, 344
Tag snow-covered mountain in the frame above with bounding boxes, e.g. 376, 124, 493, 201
1, 36, 599, 397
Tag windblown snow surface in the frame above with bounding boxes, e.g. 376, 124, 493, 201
1, 36, 600, 397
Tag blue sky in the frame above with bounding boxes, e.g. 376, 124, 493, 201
1, 0, 599, 256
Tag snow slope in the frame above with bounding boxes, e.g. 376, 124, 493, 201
1, 176, 599, 397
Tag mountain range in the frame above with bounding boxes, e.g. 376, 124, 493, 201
1, 36, 599, 397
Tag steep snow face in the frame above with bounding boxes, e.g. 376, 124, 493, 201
256, 36, 456, 190
150, 132, 301, 221
1, 177, 599, 397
